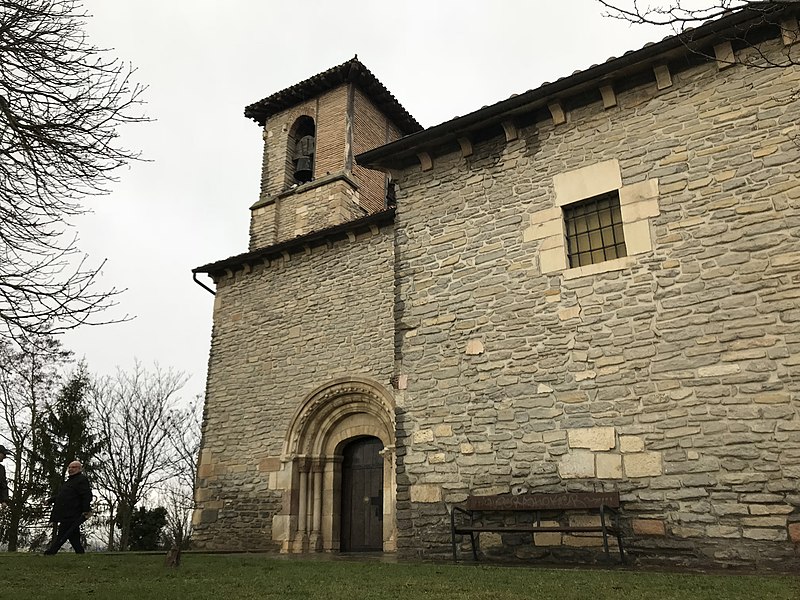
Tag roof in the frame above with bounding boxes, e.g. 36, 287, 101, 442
357, 4, 799, 170
193, 208, 396, 277
244, 57, 423, 135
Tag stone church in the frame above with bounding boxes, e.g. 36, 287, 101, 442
192, 5, 800, 568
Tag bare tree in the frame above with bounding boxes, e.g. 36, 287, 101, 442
0, 335, 71, 550
162, 396, 202, 551
90, 361, 187, 551
0, 0, 147, 340
597, 1, 799, 67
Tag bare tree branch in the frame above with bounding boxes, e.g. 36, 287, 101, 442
90, 361, 188, 551
597, 1, 800, 69
0, 0, 148, 340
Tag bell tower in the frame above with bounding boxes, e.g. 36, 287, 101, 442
244, 57, 421, 250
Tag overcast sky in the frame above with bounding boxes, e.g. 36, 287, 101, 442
64, 1, 666, 399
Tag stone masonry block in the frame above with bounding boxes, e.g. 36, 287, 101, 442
412, 429, 435, 444
623, 219, 653, 255
481, 532, 503, 549
199, 509, 218, 524
698, 364, 741, 377
624, 452, 663, 478
465, 339, 485, 355
558, 306, 581, 321
619, 436, 645, 453
191, 509, 203, 527
543, 430, 566, 443
742, 516, 788, 527
706, 526, 741, 538
434, 424, 453, 437
199, 448, 213, 465
539, 244, 568, 274
553, 159, 621, 206
632, 519, 666, 536
742, 528, 787, 541
619, 178, 659, 210
596, 453, 623, 479
558, 451, 595, 479
410, 484, 442, 503
568, 427, 616, 451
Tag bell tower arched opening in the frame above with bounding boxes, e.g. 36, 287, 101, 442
286, 115, 315, 187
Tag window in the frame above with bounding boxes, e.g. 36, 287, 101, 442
563, 191, 627, 268
526, 159, 658, 276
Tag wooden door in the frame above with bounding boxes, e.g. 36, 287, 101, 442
341, 437, 383, 551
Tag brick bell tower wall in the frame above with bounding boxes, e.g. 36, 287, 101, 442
249, 84, 404, 251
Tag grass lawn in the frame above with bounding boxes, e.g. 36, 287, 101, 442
0, 552, 797, 600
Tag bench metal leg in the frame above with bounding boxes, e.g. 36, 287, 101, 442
469, 532, 479, 561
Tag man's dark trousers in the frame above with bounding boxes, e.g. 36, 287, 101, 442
44, 517, 85, 554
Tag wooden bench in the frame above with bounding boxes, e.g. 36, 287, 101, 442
450, 491, 625, 563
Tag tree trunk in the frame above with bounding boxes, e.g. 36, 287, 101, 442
7, 509, 20, 552
118, 503, 132, 551
106, 502, 116, 551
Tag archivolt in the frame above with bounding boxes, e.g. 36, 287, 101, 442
282, 376, 395, 459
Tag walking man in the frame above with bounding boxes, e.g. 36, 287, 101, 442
44, 460, 92, 555
0, 445, 9, 507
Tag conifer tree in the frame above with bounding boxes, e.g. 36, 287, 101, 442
37, 362, 103, 503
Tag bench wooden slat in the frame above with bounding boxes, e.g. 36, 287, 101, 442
465, 491, 619, 511
454, 526, 613, 534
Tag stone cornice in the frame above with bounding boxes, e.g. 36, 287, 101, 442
249, 172, 360, 211
193, 208, 395, 278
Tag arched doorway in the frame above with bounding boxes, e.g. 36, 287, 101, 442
341, 437, 384, 552
276, 377, 396, 553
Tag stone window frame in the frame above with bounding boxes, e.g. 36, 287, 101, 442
523, 159, 660, 278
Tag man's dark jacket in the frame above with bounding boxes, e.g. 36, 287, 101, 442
0, 463, 8, 502
50, 472, 92, 523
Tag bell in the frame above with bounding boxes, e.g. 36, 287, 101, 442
294, 156, 312, 183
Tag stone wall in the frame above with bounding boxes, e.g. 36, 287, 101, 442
193, 222, 396, 550
392, 37, 800, 568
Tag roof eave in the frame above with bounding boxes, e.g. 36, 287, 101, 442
193, 208, 396, 277
356, 5, 793, 170
244, 57, 423, 135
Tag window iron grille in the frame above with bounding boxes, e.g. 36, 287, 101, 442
564, 192, 627, 268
